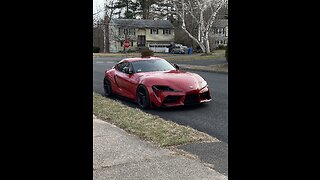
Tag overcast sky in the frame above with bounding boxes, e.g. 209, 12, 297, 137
93, 0, 105, 17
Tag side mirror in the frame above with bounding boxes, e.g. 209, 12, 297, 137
173, 63, 179, 70
128, 68, 133, 74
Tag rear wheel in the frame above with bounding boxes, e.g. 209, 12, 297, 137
103, 78, 113, 97
136, 85, 150, 109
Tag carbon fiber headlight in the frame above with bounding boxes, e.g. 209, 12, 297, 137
199, 81, 208, 89
152, 85, 179, 92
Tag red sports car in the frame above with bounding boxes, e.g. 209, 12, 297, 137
103, 57, 212, 108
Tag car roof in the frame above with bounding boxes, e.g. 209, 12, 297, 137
119, 57, 165, 63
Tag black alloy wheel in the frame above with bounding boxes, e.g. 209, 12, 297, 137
103, 78, 113, 97
136, 85, 150, 109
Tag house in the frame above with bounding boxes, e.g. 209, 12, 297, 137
210, 19, 228, 49
108, 19, 175, 52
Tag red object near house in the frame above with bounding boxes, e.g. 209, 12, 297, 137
124, 40, 130, 48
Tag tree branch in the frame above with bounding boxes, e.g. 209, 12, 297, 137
93, 9, 104, 16
205, 0, 225, 31
186, 0, 200, 24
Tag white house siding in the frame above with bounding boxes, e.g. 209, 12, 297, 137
108, 19, 175, 52
210, 21, 228, 49
110, 27, 174, 52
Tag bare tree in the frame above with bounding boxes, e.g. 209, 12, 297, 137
93, 0, 121, 53
93, 2, 105, 52
93, 17, 104, 52
170, 0, 227, 54
102, 0, 120, 53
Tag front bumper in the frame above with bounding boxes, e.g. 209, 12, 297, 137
149, 87, 212, 107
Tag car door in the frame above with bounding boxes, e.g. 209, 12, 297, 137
114, 62, 138, 99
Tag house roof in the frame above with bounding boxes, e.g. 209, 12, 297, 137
212, 19, 228, 28
110, 19, 174, 29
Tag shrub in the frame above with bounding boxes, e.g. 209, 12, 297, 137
138, 46, 150, 52
93, 46, 100, 53
217, 45, 226, 50
141, 49, 154, 58
126, 49, 136, 53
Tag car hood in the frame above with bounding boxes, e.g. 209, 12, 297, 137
138, 70, 206, 91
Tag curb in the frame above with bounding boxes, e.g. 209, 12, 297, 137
179, 64, 228, 74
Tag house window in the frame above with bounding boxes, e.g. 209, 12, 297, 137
163, 29, 171, 34
216, 40, 223, 45
120, 41, 123, 47
128, 28, 135, 35
214, 28, 220, 34
118, 28, 134, 35
150, 29, 158, 34
131, 42, 133, 46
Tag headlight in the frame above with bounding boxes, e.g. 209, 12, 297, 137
152, 85, 181, 92
199, 81, 207, 89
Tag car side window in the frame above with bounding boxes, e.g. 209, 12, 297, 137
115, 62, 129, 72
128, 63, 134, 74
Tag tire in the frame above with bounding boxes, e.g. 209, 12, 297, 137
103, 78, 113, 97
136, 85, 150, 109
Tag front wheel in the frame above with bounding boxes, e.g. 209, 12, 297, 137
103, 78, 113, 97
136, 85, 150, 109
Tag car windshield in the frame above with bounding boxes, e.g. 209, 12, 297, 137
132, 59, 176, 73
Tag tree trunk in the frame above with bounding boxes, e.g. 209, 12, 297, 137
204, 32, 210, 53
105, 27, 110, 53
142, 0, 147, 19
103, 16, 110, 53
103, 28, 106, 53
205, 39, 210, 54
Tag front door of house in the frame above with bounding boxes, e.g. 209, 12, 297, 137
137, 35, 146, 47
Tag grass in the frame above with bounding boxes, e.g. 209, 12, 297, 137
179, 63, 228, 73
166, 50, 225, 61
93, 92, 217, 147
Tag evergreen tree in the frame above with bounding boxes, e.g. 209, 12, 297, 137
114, 0, 140, 19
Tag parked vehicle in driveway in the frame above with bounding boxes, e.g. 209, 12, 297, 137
103, 57, 212, 109
170, 43, 189, 54
171, 47, 185, 54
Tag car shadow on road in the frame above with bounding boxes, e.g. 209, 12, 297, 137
106, 94, 209, 112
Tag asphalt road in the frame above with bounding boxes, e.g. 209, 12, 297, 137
93, 56, 228, 175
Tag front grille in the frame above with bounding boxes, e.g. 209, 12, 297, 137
184, 94, 199, 105
200, 91, 211, 100
163, 95, 182, 104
